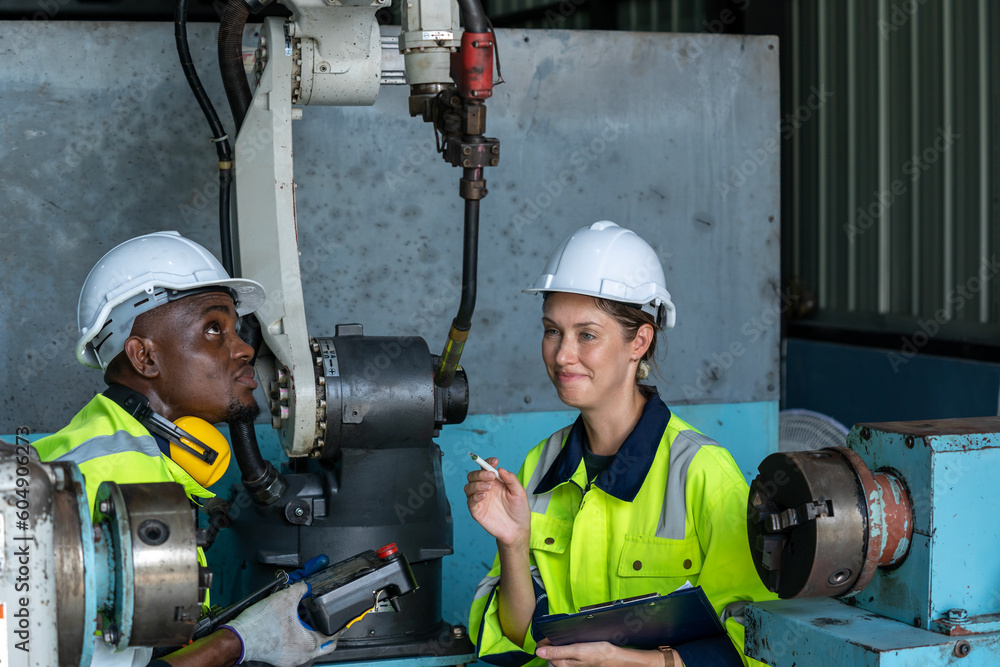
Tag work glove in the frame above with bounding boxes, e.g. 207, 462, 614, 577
222, 580, 339, 667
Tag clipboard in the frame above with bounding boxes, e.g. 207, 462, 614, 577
533, 586, 742, 665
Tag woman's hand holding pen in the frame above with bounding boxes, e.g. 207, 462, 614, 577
465, 456, 531, 548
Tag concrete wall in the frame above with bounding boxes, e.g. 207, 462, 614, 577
0, 22, 780, 433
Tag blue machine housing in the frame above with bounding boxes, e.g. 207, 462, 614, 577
746, 417, 1000, 665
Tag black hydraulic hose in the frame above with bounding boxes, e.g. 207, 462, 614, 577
230, 311, 270, 483
242, 307, 265, 361
434, 168, 481, 387
456, 192, 480, 329
218, 169, 234, 274
175, 0, 231, 158
174, 0, 236, 274
218, 0, 253, 131
229, 421, 269, 482
456, 0, 489, 33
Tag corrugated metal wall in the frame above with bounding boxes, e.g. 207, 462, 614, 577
786, 0, 1000, 346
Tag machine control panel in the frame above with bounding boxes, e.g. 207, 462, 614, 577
300, 543, 419, 636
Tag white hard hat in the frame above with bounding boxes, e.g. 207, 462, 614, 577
523, 221, 676, 329
76, 231, 266, 370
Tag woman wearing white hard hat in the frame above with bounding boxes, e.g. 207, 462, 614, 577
466, 222, 774, 666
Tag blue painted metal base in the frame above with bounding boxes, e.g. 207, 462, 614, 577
746, 598, 1000, 666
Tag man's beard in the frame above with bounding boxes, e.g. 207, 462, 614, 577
225, 396, 261, 424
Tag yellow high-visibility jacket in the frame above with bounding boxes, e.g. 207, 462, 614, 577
33, 393, 215, 613
469, 393, 776, 666
33, 394, 214, 512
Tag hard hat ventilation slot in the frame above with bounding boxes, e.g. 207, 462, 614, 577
92, 324, 113, 354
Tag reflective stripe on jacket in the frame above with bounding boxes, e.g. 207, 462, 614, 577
469, 394, 776, 666
33, 394, 213, 513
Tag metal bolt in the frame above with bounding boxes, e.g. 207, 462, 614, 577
93, 526, 103, 543
103, 625, 119, 645
828, 569, 851, 586
947, 608, 968, 622
954, 640, 971, 658
905, 436, 915, 449
316, 356, 323, 366
318, 376, 326, 386
294, 507, 305, 517
311, 341, 320, 352
368, 629, 376, 636
860, 427, 871, 441
462, 146, 472, 155
451, 625, 466, 638
98, 499, 112, 515
491, 145, 499, 154
490, 157, 499, 166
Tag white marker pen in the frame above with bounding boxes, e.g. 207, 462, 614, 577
469, 452, 499, 476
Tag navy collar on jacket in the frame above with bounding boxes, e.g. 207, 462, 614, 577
532, 390, 672, 502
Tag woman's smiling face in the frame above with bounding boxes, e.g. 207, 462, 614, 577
541, 292, 641, 411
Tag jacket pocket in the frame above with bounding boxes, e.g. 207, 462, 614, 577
530, 512, 572, 554
616, 533, 703, 588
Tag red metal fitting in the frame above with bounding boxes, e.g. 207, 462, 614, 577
377, 543, 399, 559
453, 31, 494, 100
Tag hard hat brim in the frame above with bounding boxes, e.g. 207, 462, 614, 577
75, 277, 266, 369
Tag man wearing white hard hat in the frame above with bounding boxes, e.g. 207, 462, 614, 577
466, 222, 775, 667
33, 231, 337, 667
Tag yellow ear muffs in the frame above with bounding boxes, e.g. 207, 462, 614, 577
170, 416, 232, 487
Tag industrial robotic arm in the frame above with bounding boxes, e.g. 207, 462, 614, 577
223, 0, 497, 461
173, 0, 500, 659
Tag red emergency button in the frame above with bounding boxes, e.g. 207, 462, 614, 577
377, 543, 399, 559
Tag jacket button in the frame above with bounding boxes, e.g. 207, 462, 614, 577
633, 560, 642, 571
544, 537, 555, 545
683, 559, 692, 569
